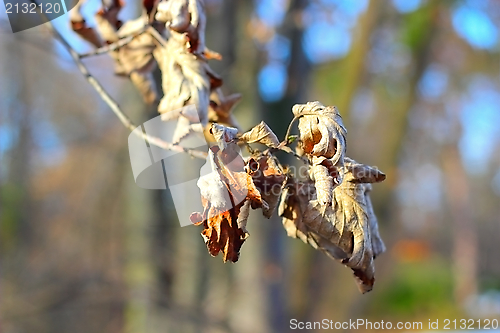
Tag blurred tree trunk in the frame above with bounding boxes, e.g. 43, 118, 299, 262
441, 144, 478, 304
4, 33, 34, 249
257, 0, 311, 331
335, 0, 378, 131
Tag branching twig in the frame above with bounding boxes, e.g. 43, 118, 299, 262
32, 0, 207, 159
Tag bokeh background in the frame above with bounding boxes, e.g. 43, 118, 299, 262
1, 0, 500, 332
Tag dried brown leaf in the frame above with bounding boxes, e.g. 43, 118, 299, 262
70, 0, 103, 47
193, 203, 248, 263
208, 89, 242, 129
292, 101, 346, 164
279, 158, 386, 293
153, 43, 211, 125
309, 156, 342, 206
93, 13, 159, 103
71, 20, 103, 47
155, 0, 206, 54
240, 121, 279, 148
94, 9, 120, 44
247, 153, 286, 218
191, 147, 265, 262
130, 71, 157, 104
97, 0, 123, 31
210, 123, 238, 150
153, 0, 233, 129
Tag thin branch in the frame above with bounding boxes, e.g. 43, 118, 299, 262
79, 27, 148, 58
147, 26, 169, 48
32, 0, 207, 160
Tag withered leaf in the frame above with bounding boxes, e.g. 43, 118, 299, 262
69, 0, 102, 47
129, 71, 157, 104
71, 0, 158, 105
210, 123, 238, 150
153, 0, 239, 134
191, 147, 265, 262
155, 0, 207, 55
309, 156, 342, 206
208, 89, 242, 130
240, 121, 280, 148
153, 42, 211, 126
191, 200, 248, 263
247, 153, 286, 218
94, 14, 118, 44
93, 13, 159, 103
279, 157, 386, 293
237, 200, 251, 237
71, 20, 103, 48
97, 0, 123, 30
279, 179, 318, 243
292, 101, 346, 165
94, 3, 123, 44
116, 18, 156, 74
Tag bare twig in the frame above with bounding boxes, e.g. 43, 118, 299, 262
79, 27, 149, 58
147, 26, 169, 48
32, 0, 207, 159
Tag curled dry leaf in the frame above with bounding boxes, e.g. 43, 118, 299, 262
191, 146, 266, 262
292, 101, 347, 165
114, 17, 158, 104
116, 18, 156, 73
94, 0, 124, 43
93, 11, 159, 103
154, 0, 226, 131
240, 121, 279, 148
97, 0, 123, 31
310, 162, 333, 206
71, 0, 158, 103
210, 123, 238, 150
153, 34, 211, 127
208, 89, 242, 130
290, 101, 347, 207
156, 0, 208, 56
247, 153, 287, 218
279, 179, 318, 243
237, 200, 252, 236
94, 13, 119, 44
309, 156, 342, 206
279, 157, 386, 293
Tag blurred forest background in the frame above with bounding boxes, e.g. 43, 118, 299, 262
1, 0, 500, 332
